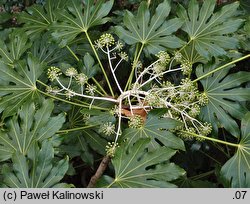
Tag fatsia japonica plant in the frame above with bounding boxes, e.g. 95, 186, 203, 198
0, 0, 250, 188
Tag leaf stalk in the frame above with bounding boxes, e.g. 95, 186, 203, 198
180, 130, 239, 148
193, 54, 250, 83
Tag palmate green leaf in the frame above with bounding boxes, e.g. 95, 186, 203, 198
177, 0, 243, 59
98, 139, 185, 188
196, 62, 250, 137
80, 53, 100, 78
115, 0, 184, 55
0, 54, 44, 118
82, 130, 107, 155
0, 99, 65, 162
0, 30, 31, 65
51, 0, 114, 47
2, 141, 70, 188
240, 0, 250, 13
59, 132, 94, 165
122, 109, 185, 151
175, 176, 216, 188
30, 33, 69, 65
180, 41, 206, 64
244, 17, 250, 35
18, 0, 68, 37
221, 112, 250, 187
81, 108, 116, 126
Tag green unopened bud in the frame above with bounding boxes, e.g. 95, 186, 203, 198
174, 52, 182, 62
199, 92, 209, 106
105, 142, 119, 157
145, 92, 163, 107
153, 63, 166, 75
180, 78, 194, 92
188, 104, 200, 117
128, 115, 144, 129
181, 60, 192, 75
156, 51, 170, 65
200, 122, 212, 136
178, 127, 196, 140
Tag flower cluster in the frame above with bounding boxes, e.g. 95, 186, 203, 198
177, 122, 212, 141
150, 51, 171, 75
47, 66, 62, 81
46, 65, 95, 101
128, 115, 144, 129
65, 90, 75, 100
95, 33, 115, 48
170, 51, 193, 75
200, 122, 212, 136
198, 92, 209, 106
105, 142, 119, 157
82, 114, 90, 123
156, 51, 170, 66
141, 77, 211, 140
133, 60, 143, 73
75, 73, 88, 85
110, 105, 120, 116
65, 67, 78, 77
118, 52, 128, 61
86, 84, 97, 96
174, 52, 183, 62
180, 60, 192, 75
45, 33, 214, 153
145, 92, 164, 107
46, 86, 60, 95
152, 63, 166, 75
115, 41, 124, 51
100, 122, 116, 136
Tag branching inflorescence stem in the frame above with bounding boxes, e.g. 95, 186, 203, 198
44, 33, 250, 160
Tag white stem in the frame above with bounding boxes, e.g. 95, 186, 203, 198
114, 98, 123, 143
118, 90, 149, 101
135, 59, 161, 85
67, 76, 72, 89
107, 46, 123, 93
168, 58, 175, 70
191, 120, 200, 134
180, 113, 188, 130
110, 46, 118, 53
162, 99, 198, 124
81, 85, 83, 95
114, 59, 123, 72
89, 98, 95, 109
127, 95, 133, 115
99, 47, 108, 54
131, 105, 151, 110
154, 77, 162, 85
56, 78, 118, 103
139, 67, 182, 88
167, 110, 173, 118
